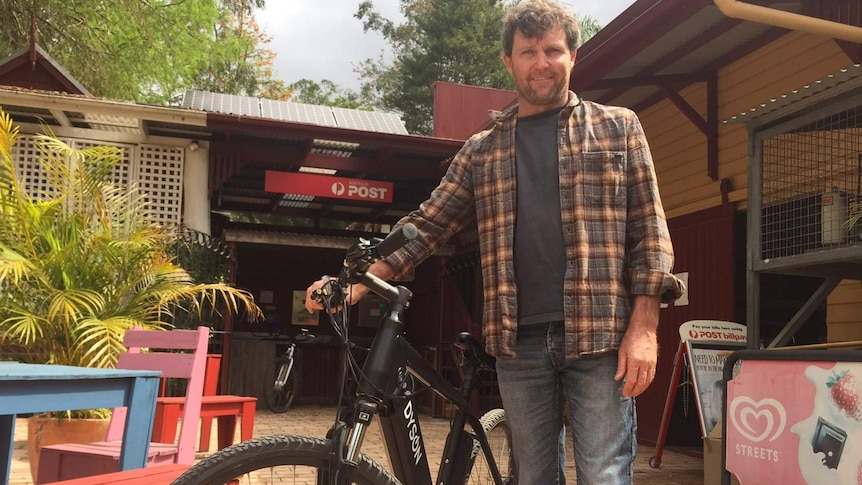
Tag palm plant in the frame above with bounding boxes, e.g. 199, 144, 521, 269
0, 109, 262, 371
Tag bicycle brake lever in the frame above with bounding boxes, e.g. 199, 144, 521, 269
311, 275, 337, 303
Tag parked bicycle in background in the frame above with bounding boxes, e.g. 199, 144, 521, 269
172, 224, 515, 484
265, 327, 314, 413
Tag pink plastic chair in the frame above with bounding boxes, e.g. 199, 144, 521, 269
36, 326, 209, 483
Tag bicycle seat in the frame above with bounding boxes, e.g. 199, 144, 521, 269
295, 328, 316, 342
453, 332, 496, 369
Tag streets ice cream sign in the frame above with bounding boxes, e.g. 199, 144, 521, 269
265, 171, 394, 203
725, 359, 862, 484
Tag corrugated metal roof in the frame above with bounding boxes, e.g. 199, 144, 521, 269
724, 64, 862, 125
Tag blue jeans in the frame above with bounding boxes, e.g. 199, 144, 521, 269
496, 322, 636, 485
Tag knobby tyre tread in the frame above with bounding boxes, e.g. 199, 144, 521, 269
171, 435, 401, 485
473, 408, 517, 485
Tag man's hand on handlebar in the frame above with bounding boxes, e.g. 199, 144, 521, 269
304, 277, 366, 313
304, 260, 397, 313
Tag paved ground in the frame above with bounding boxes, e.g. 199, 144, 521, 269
10, 405, 704, 484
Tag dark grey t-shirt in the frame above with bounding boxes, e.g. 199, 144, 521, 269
514, 108, 566, 325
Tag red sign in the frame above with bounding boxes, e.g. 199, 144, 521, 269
265, 171, 393, 203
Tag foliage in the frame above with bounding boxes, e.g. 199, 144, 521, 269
0, 110, 263, 374
286, 79, 374, 110
356, 0, 513, 135
190, 1, 291, 100
578, 14, 603, 42
354, 0, 603, 135
0, 0, 286, 104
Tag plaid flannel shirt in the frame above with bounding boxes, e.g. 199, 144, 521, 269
386, 92, 683, 359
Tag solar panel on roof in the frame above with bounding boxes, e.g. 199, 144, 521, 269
331, 108, 408, 135
182, 90, 258, 117
261, 99, 337, 127
182, 90, 409, 135
218, 93, 259, 117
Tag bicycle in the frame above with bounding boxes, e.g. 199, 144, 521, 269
172, 223, 516, 485
265, 327, 315, 413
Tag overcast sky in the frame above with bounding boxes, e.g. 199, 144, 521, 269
255, 0, 636, 92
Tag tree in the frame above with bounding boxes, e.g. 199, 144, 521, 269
191, 0, 291, 101
356, 0, 513, 134
355, 1, 603, 135
286, 79, 374, 110
0, 110, 263, 370
0, 0, 286, 104
578, 14, 602, 43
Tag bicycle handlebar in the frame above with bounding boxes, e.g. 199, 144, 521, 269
374, 223, 418, 259
312, 223, 418, 305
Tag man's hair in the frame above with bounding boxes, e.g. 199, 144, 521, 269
502, 0, 581, 57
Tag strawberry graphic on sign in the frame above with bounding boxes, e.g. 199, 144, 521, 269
827, 370, 862, 422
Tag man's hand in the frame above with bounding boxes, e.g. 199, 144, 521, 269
615, 326, 658, 397
304, 260, 397, 313
614, 294, 660, 397
304, 278, 370, 313
304, 278, 331, 313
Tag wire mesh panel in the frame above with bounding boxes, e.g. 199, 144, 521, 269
760, 107, 862, 260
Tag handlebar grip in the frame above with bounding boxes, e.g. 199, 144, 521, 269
375, 223, 418, 258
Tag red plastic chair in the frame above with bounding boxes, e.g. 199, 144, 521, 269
152, 354, 256, 452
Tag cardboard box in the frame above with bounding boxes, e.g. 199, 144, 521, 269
703, 421, 740, 485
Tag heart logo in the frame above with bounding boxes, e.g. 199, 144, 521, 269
729, 396, 786, 443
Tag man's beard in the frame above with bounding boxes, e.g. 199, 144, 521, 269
518, 76, 567, 108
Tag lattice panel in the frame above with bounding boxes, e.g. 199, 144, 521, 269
137, 145, 184, 227
72, 140, 133, 187
10, 135, 53, 200
760, 107, 862, 260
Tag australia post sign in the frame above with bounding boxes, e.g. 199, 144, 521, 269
679, 320, 747, 344
265, 171, 393, 203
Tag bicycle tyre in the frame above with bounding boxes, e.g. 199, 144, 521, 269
171, 435, 401, 485
467, 408, 517, 485
265, 358, 297, 413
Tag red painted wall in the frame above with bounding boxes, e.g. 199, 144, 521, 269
432, 82, 516, 140
637, 204, 737, 446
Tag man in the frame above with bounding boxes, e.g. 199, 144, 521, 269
307, 0, 683, 482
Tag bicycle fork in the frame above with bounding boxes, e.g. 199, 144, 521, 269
274, 345, 295, 391
323, 400, 381, 485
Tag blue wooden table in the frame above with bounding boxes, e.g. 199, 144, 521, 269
0, 362, 161, 483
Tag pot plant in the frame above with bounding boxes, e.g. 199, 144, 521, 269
0, 110, 263, 479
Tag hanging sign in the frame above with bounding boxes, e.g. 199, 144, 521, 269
265, 171, 393, 203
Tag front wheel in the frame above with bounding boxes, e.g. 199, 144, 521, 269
467, 408, 517, 484
266, 358, 297, 413
170, 435, 400, 485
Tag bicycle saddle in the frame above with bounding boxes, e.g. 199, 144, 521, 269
453, 332, 496, 369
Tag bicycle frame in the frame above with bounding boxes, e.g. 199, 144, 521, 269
325, 271, 506, 485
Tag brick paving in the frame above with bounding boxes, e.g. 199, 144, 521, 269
10, 406, 704, 484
